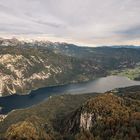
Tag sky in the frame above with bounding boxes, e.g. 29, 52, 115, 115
0, 0, 140, 46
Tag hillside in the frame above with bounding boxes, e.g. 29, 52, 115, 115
0, 38, 140, 96
0, 86, 139, 140
0, 39, 105, 96
62, 93, 140, 140
0, 93, 98, 139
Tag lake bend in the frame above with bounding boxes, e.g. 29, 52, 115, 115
0, 75, 140, 114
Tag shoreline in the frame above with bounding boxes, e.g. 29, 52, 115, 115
0, 74, 140, 98
0, 75, 140, 116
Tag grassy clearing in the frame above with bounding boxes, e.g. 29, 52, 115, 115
111, 66, 140, 80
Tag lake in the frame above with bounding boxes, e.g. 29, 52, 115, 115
0, 76, 140, 114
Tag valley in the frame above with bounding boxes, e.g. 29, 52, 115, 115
1, 0, 140, 139
0, 75, 140, 115
0, 38, 140, 140
111, 66, 140, 80
0, 38, 140, 97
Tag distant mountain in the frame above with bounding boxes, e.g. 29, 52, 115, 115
105, 45, 140, 49
0, 38, 22, 46
0, 38, 140, 96
0, 86, 140, 140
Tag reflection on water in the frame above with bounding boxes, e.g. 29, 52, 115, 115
85, 76, 140, 93
0, 76, 140, 114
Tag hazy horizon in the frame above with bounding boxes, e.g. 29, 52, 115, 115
0, 0, 140, 46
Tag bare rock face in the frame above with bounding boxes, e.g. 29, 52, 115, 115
0, 53, 63, 96
0, 114, 7, 122
80, 112, 93, 131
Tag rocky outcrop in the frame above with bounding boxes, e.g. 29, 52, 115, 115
0, 115, 7, 122
80, 112, 93, 131
62, 93, 140, 139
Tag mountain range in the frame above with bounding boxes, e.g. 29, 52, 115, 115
0, 38, 140, 140
0, 38, 140, 96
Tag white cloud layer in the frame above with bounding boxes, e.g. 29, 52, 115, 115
0, 0, 140, 46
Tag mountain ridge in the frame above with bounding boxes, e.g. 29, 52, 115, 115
0, 38, 140, 96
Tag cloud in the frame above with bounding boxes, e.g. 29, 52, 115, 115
0, 0, 140, 46
116, 25, 140, 39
